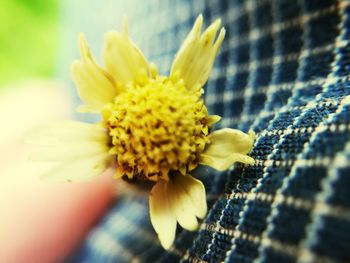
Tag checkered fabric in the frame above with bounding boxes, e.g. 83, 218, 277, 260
65, 0, 350, 262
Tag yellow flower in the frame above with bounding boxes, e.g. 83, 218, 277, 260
26, 15, 255, 249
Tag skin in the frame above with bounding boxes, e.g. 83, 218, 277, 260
0, 81, 116, 262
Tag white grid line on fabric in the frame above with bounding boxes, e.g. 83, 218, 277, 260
225, 181, 350, 222
249, 0, 316, 133
222, 0, 311, 259
89, 228, 136, 262
206, 74, 346, 109
223, 2, 346, 53
193, 223, 343, 263
257, 111, 350, 138
237, 0, 259, 132
211, 38, 348, 81
298, 141, 350, 263
107, 213, 156, 244
143, 0, 276, 65
87, 199, 157, 263
255, 4, 347, 261
208, 3, 345, 261
218, 75, 348, 127
180, 148, 350, 262
143, 0, 269, 42
221, 0, 259, 23
254, 149, 350, 168
213, 0, 275, 258
206, 1, 350, 124
296, 7, 350, 256
249, 0, 295, 132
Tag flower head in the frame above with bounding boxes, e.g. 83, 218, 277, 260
27, 15, 255, 249
103, 70, 212, 181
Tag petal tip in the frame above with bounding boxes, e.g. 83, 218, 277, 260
214, 27, 226, 50
248, 129, 256, 140
78, 32, 86, 44
194, 14, 203, 34
71, 60, 81, 73
213, 18, 222, 28
159, 235, 173, 250
78, 33, 89, 58
245, 156, 256, 166
197, 14, 203, 24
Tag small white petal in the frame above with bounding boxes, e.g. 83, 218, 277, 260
149, 180, 177, 249
200, 128, 255, 170
25, 121, 112, 180
170, 15, 225, 91
168, 177, 199, 231
72, 34, 118, 113
30, 142, 109, 162
41, 153, 112, 182
174, 174, 207, 219
103, 18, 148, 85
207, 115, 221, 126
149, 175, 208, 249
24, 121, 108, 146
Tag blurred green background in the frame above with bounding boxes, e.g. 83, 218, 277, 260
0, 0, 59, 89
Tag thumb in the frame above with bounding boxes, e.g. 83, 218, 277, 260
0, 169, 116, 263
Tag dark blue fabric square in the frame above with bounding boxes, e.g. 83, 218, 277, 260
277, 26, 303, 55
227, 239, 260, 263
327, 167, 350, 208
274, 61, 299, 83
269, 204, 311, 244
255, 35, 274, 60
275, 1, 301, 22
311, 216, 350, 262
284, 166, 327, 199
254, 66, 273, 87
301, 51, 335, 80
309, 14, 340, 48
261, 247, 296, 263
239, 200, 271, 235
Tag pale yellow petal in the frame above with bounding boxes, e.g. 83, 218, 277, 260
149, 180, 177, 249
30, 142, 109, 162
103, 18, 148, 85
207, 115, 221, 126
200, 153, 255, 170
168, 176, 199, 231
174, 174, 207, 219
41, 153, 112, 182
71, 34, 118, 113
170, 15, 225, 91
25, 121, 111, 166
24, 121, 108, 146
200, 128, 255, 170
25, 121, 112, 182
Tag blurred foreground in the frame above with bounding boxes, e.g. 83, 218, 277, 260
0, 81, 115, 262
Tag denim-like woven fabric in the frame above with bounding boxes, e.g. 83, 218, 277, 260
67, 0, 350, 262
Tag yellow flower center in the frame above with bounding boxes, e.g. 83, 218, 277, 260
102, 71, 211, 182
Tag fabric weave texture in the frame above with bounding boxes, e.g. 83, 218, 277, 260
68, 0, 350, 262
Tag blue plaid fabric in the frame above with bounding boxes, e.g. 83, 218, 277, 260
64, 0, 350, 262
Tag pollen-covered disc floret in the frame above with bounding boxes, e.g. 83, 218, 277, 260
103, 71, 211, 182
